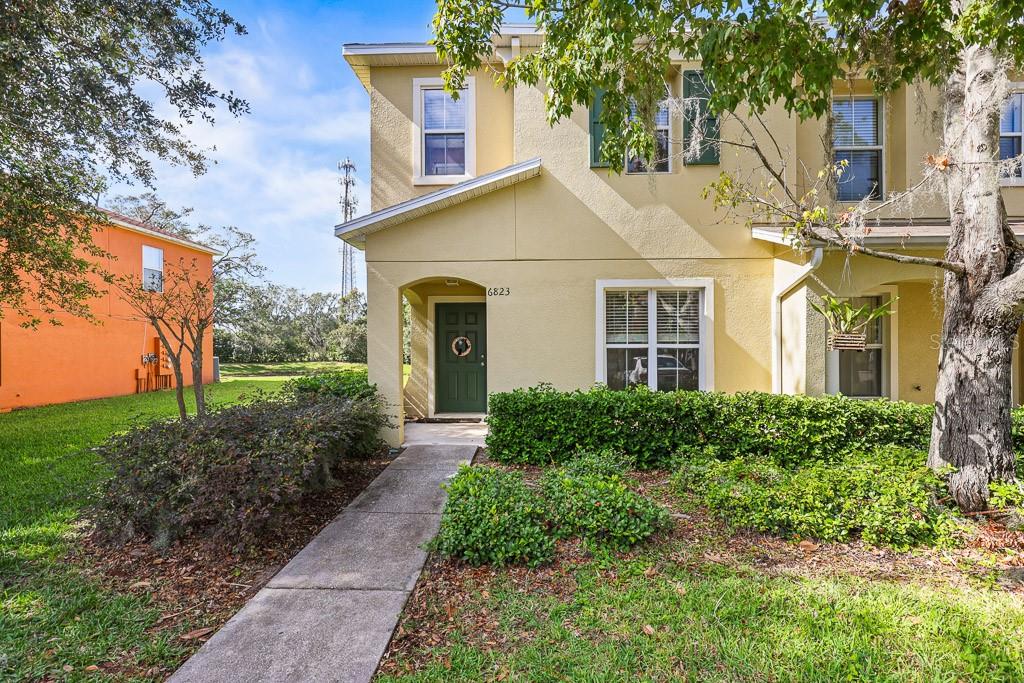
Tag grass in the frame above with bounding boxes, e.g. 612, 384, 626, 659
0, 380, 285, 681
381, 554, 1024, 682
221, 360, 411, 385
220, 360, 365, 377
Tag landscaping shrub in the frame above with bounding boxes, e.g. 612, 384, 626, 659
487, 385, 940, 468
283, 368, 375, 401
94, 393, 389, 550
430, 466, 554, 567
542, 451, 670, 550
673, 448, 960, 549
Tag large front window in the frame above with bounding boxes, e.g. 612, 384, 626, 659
1001, 92, 1023, 181
833, 98, 883, 201
604, 288, 702, 391
837, 296, 884, 398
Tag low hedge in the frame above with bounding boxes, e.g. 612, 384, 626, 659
94, 392, 389, 550
674, 447, 960, 549
487, 385, 942, 468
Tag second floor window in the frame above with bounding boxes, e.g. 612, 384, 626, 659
833, 97, 883, 201
626, 101, 670, 173
423, 87, 466, 176
1001, 92, 1022, 181
142, 245, 164, 293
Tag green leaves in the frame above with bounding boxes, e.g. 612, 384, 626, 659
0, 1, 247, 321
433, 0, 1024, 168
486, 385, 937, 469
674, 447, 961, 549
431, 465, 555, 567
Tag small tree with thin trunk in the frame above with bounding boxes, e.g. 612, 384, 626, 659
435, 0, 1024, 511
117, 225, 260, 421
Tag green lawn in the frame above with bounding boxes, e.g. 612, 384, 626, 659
382, 554, 1024, 682
0, 380, 286, 681
220, 360, 366, 377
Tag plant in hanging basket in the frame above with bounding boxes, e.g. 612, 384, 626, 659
811, 295, 897, 351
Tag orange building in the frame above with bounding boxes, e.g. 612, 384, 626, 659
0, 210, 217, 411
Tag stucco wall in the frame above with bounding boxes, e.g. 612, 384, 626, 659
368, 66, 514, 212
0, 223, 215, 410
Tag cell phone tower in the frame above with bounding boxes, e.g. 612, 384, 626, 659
338, 158, 358, 294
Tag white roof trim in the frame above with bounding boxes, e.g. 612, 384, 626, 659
342, 43, 436, 57
335, 158, 542, 246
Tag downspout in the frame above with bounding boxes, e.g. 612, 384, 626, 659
772, 247, 824, 394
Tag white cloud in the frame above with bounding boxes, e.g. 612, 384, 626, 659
109, 20, 372, 293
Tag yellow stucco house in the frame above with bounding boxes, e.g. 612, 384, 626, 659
336, 25, 1024, 446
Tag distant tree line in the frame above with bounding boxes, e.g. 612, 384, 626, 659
110, 193, 369, 366
215, 286, 367, 364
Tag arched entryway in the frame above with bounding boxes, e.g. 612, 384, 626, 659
402, 277, 487, 419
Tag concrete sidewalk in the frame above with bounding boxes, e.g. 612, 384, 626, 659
169, 443, 476, 683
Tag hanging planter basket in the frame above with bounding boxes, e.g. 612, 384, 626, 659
827, 331, 867, 351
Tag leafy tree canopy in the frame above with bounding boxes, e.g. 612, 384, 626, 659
0, 1, 247, 323
434, 0, 1024, 169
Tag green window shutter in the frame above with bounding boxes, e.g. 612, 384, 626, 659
590, 88, 609, 168
683, 70, 720, 165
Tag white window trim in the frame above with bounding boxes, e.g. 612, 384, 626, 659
833, 95, 885, 201
1001, 86, 1024, 187
412, 77, 476, 186
142, 244, 164, 294
824, 286, 898, 401
595, 278, 715, 391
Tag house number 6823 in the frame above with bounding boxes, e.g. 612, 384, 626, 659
487, 287, 510, 296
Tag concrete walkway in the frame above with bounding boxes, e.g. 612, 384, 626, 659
169, 442, 476, 683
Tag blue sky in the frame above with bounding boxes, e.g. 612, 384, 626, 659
109, 0, 441, 293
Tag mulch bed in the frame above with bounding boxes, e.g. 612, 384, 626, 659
67, 454, 395, 680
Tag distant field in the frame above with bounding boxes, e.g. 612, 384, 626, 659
220, 361, 366, 378
221, 361, 411, 384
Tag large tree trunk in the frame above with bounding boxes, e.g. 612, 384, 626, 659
928, 44, 1020, 510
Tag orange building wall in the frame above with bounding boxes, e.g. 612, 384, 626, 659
0, 222, 215, 411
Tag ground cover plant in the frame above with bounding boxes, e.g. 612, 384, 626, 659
675, 447, 960, 549
432, 453, 669, 567
541, 452, 671, 550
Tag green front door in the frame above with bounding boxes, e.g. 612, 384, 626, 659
435, 302, 487, 413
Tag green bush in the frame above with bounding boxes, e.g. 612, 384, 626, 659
94, 392, 389, 550
542, 452, 670, 550
487, 385, 938, 468
431, 466, 554, 567
674, 448, 959, 549
283, 368, 375, 401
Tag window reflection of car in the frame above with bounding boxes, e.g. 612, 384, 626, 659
623, 354, 694, 386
